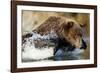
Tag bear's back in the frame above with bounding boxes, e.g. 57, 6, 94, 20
33, 16, 65, 35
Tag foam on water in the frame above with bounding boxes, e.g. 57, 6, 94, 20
22, 31, 57, 61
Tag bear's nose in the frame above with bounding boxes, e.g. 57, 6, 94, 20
80, 39, 87, 49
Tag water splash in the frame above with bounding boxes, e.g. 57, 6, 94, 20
22, 31, 57, 61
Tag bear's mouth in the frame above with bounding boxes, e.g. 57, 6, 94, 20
80, 39, 87, 49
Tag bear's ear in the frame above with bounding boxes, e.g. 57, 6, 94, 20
63, 21, 74, 29
67, 21, 74, 28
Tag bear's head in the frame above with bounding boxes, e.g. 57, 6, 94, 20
59, 19, 87, 49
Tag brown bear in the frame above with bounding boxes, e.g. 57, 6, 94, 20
32, 16, 86, 49
22, 16, 87, 60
